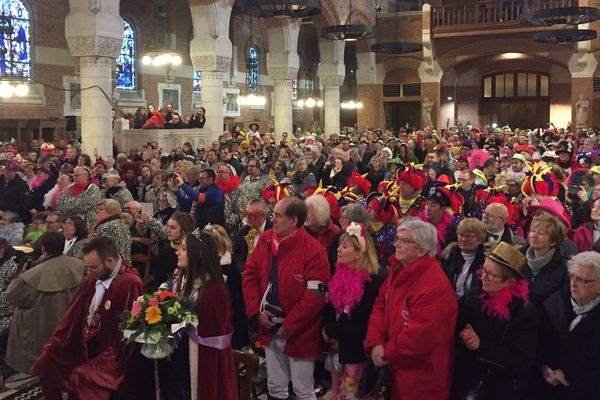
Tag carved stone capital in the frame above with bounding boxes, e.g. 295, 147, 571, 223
67, 36, 122, 58
191, 55, 231, 73
79, 55, 114, 69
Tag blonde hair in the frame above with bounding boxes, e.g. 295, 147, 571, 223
530, 213, 566, 245
339, 233, 379, 275
457, 218, 487, 243
203, 224, 232, 256
101, 199, 122, 215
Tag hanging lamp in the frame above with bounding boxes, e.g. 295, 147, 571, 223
370, 1, 421, 54
238, 0, 322, 18
320, 0, 380, 42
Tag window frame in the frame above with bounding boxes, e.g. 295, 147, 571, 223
482, 71, 549, 101
115, 19, 137, 91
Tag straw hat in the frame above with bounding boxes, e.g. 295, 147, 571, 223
486, 242, 526, 277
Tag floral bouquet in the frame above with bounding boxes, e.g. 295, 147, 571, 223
121, 291, 198, 359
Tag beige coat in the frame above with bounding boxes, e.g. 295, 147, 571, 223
5, 254, 85, 373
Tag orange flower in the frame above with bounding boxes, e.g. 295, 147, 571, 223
145, 306, 162, 324
158, 291, 177, 302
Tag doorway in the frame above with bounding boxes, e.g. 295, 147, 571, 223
480, 100, 550, 129
384, 101, 420, 130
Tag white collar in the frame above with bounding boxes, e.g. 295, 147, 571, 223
97, 257, 122, 290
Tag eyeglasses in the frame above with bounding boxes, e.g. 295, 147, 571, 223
569, 273, 598, 285
481, 268, 503, 280
482, 212, 504, 220
394, 238, 415, 246
244, 211, 264, 219
457, 233, 477, 240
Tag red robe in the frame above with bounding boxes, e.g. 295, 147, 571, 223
32, 263, 151, 400
191, 279, 238, 400
364, 256, 458, 400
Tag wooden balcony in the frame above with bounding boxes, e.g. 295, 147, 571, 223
432, 0, 578, 34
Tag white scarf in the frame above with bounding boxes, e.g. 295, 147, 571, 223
570, 295, 600, 331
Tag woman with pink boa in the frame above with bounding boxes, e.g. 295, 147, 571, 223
323, 222, 384, 400
43, 173, 73, 211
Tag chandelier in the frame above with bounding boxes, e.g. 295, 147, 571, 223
521, 6, 598, 43
320, 0, 380, 42
296, 97, 323, 108
0, 80, 29, 98
534, 29, 597, 43
341, 100, 363, 110
142, 1, 182, 67
141, 51, 182, 67
239, 0, 322, 18
239, 93, 267, 106
371, 42, 422, 54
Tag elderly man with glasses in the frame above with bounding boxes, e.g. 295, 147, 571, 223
482, 202, 527, 249
232, 199, 271, 269
364, 218, 457, 400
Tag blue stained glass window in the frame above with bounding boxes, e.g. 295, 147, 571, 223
0, 0, 30, 79
193, 71, 201, 93
116, 20, 135, 90
247, 45, 259, 93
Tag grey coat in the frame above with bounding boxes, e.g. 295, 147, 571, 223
6, 254, 85, 373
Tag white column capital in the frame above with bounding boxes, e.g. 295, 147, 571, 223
356, 52, 384, 85
418, 60, 443, 83
568, 51, 598, 78
65, 0, 123, 58
266, 22, 300, 81
189, 1, 233, 72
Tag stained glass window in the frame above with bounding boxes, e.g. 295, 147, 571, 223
116, 20, 135, 90
247, 45, 259, 93
0, 0, 30, 79
193, 71, 201, 93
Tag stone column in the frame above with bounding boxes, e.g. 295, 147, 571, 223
356, 52, 385, 129
568, 18, 597, 131
266, 21, 300, 138
318, 40, 345, 136
65, 0, 123, 158
189, 0, 233, 142
418, 3, 443, 128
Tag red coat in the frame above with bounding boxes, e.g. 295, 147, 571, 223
364, 256, 458, 400
32, 263, 151, 400
573, 222, 594, 252
243, 227, 330, 358
193, 279, 238, 400
142, 111, 166, 129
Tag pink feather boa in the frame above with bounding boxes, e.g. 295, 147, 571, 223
419, 210, 454, 254
328, 263, 371, 317
479, 278, 529, 320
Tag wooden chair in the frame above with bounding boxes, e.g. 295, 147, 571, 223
131, 237, 153, 284
232, 349, 266, 400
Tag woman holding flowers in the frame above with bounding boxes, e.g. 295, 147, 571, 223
158, 231, 237, 400
323, 222, 384, 399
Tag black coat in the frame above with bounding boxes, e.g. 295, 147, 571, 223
536, 287, 600, 400
23, 176, 56, 222
323, 273, 384, 364
0, 175, 29, 221
222, 261, 250, 350
441, 244, 485, 297
452, 287, 539, 400
521, 247, 568, 309
232, 221, 272, 270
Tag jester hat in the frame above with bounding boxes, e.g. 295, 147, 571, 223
520, 166, 559, 198
396, 163, 427, 192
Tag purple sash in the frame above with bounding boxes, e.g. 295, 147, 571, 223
186, 326, 232, 350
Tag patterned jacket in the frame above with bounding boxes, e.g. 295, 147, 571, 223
57, 183, 102, 231
0, 255, 18, 336
90, 215, 132, 260
225, 176, 271, 230
104, 185, 134, 210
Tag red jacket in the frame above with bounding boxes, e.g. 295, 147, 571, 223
573, 222, 595, 252
364, 255, 458, 400
243, 227, 330, 358
142, 111, 165, 129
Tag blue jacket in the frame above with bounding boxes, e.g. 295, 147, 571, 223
179, 183, 225, 229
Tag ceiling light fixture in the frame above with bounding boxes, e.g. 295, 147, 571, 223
370, 2, 421, 54
320, 0, 380, 41
239, 0, 322, 18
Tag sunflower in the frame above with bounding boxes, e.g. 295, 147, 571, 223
145, 306, 162, 324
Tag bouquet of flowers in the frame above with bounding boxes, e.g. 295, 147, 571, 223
121, 290, 198, 359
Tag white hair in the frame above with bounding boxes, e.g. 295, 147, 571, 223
569, 251, 600, 280
305, 194, 331, 227
397, 217, 437, 257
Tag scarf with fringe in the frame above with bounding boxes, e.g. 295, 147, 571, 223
328, 262, 371, 317
479, 279, 529, 320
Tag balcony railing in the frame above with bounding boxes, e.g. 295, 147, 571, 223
432, 0, 577, 30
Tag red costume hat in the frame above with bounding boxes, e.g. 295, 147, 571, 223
520, 166, 559, 198
347, 171, 372, 196
395, 164, 427, 192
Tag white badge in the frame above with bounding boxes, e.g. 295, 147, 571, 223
104, 300, 111, 310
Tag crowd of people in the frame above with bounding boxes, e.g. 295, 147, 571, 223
0, 121, 599, 400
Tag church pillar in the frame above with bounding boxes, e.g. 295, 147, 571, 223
418, 3, 443, 129
189, 1, 233, 142
356, 52, 385, 129
266, 20, 300, 139
65, 0, 123, 158
318, 40, 345, 136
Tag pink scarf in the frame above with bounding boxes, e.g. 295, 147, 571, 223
29, 175, 48, 189
271, 229, 299, 256
328, 262, 371, 317
479, 279, 529, 320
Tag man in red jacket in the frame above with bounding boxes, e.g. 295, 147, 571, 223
364, 218, 458, 400
243, 197, 330, 400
